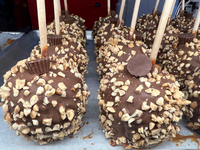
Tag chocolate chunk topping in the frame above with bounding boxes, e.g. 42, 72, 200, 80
110, 17, 118, 25
170, 14, 195, 33
26, 57, 50, 75
184, 13, 193, 19
134, 31, 143, 41
1, 57, 90, 144
127, 54, 152, 77
98, 62, 190, 149
179, 33, 194, 44
110, 11, 118, 25
156, 11, 161, 16
111, 10, 116, 17
65, 10, 70, 16
63, 16, 76, 24
47, 34, 62, 46
61, 10, 66, 16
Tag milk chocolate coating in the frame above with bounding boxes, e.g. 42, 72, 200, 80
182, 70, 200, 133
61, 13, 87, 32
160, 33, 200, 89
136, 13, 160, 34
47, 21, 86, 47
0, 7, 89, 145
92, 11, 121, 38
96, 35, 150, 79
110, 11, 118, 25
94, 23, 128, 55
134, 31, 143, 41
170, 14, 195, 33
98, 65, 190, 149
64, 13, 87, 38
136, 13, 161, 51
184, 13, 193, 19
63, 16, 77, 25
172, 37, 200, 134
178, 33, 194, 44
156, 25, 180, 67
47, 34, 62, 46
31, 42, 89, 74
127, 54, 152, 77
0, 58, 90, 145
94, 23, 143, 56
140, 23, 180, 53
70, 14, 87, 32
188, 27, 200, 40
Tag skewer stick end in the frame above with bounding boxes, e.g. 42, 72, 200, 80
128, 29, 134, 41
167, 15, 171, 25
192, 30, 197, 38
151, 59, 156, 66
42, 45, 48, 58
108, 10, 111, 16
152, 11, 156, 17
181, 10, 184, 16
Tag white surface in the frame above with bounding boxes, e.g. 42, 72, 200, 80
86, 30, 93, 40
0, 32, 24, 52
0, 31, 200, 149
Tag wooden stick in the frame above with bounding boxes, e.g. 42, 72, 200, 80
64, 0, 68, 12
129, 0, 141, 40
54, 0, 60, 35
116, 0, 126, 27
58, 0, 61, 17
107, 0, 111, 15
167, 0, 176, 25
192, 6, 200, 37
150, 0, 174, 65
152, 0, 160, 17
36, 0, 48, 57
181, 0, 185, 16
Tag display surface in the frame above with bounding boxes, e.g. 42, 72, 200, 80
0, 30, 200, 149
0, 32, 24, 52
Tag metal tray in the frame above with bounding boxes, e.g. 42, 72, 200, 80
0, 32, 24, 53
0, 31, 39, 86
0, 30, 200, 150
